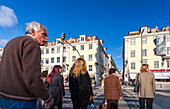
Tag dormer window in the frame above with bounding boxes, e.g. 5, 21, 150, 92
167, 27, 170, 31
81, 37, 84, 41
141, 28, 147, 34
57, 40, 60, 44
151, 29, 156, 33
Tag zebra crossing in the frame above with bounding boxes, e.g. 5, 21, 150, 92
61, 86, 140, 109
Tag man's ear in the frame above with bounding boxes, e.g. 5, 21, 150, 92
31, 29, 35, 36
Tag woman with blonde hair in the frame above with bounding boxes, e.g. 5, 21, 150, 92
135, 64, 156, 109
69, 58, 93, 109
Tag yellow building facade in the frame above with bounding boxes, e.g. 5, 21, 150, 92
123, 26, 170, 81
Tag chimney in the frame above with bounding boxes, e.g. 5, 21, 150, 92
100, 40, 104, 46
104, 47, 107, 52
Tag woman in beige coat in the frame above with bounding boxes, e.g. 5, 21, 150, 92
135, 64, 156, 109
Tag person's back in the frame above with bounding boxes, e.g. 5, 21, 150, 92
0, 22, 54, 109
138, 72, 155, 98
0, 36, 42, 100
104, 75, 122, 100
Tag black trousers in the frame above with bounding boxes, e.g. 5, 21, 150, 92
139, 98, 154, 109
72, 98, 89, 109
49, 104, 62, 109
107, 99, 118, 109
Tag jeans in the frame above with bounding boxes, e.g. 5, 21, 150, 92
139, 98, 154, 109
0, 98, 37, 109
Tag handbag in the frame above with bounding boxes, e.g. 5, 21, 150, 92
87, 100, 97, 109
134, 73, 139, 92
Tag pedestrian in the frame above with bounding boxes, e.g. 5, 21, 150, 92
104, 68, 123, 109
69, 58, 93, 109
47, 65, 65, 109
0, 22, 54, 109
135, 64, 156, 109
38, 71, 49, 109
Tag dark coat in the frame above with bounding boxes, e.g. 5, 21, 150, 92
49, 72, 65, 106
69, 70, 93, 101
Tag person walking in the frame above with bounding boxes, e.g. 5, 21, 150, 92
47, 65, 65, 109
135, 64, 156, 109
69, 58, 93, 109
104, 68, 123, 109
0, 22, 54, 109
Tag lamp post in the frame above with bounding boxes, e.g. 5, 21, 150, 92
141, 29, 145, 65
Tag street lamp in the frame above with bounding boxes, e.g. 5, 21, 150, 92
141, 29, 145, 65
59, 33, 81, 57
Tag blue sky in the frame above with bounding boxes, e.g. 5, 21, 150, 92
0, 0, 169, 70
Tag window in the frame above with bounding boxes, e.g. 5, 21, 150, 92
142, 59, 147, 64
89, 65, 93, 71
130, 39, 135, 45
167, 47, 170, 55
80, 45, 84, 50
41, 49, 44, 54
142, 28, 147, 34
142, 49, 147, 56
151, 29, 156, 33
90, 37, 93, 41
167, 27, 170, 31
72, 56, 76, 62
81, 37, 84, 41
63, 65, 66, 72
80, 55, 84, 59
51, 48, 54, 53
57, 40, 60, 44
41, 58, 44, 64
54, 42, 56, 45
75, 40, 77, 43
154, 61, 159, 68
51, 57, 54, 63
57, 47, 60, 53
131, 62, 135, 69
46, 49, 49, 54
73, 46, 76, 51
63, 56, 66, 62
167, 37, 170, 42
89, 44, 93, 49
142, 38, 147, 44
57, 57, 60, 63
89, 54, 93, 61
45, 58, 49, 64
167, 60, 170, 68
131, 50, 135, 57
63, 47, 66, 52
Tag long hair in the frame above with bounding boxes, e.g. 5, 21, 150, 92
47, 65, 62, 83
140, 64, 149, 73
72, 58, 87, 77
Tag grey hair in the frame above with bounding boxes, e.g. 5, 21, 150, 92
25, 22, 42, 35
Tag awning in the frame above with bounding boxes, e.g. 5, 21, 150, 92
129, 72, 170, 79
153, 72, 170, 79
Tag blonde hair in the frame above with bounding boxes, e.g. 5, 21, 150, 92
140, 64, 149, 73
72, 58, 87, 77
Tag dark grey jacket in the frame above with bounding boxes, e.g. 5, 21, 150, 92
49, 72, 65, 106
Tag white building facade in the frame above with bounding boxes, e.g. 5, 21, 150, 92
41, 34, 116, 85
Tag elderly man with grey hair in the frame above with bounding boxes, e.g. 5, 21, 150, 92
0, 21, 54, 109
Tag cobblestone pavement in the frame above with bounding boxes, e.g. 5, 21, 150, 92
60, 85, 170, 109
